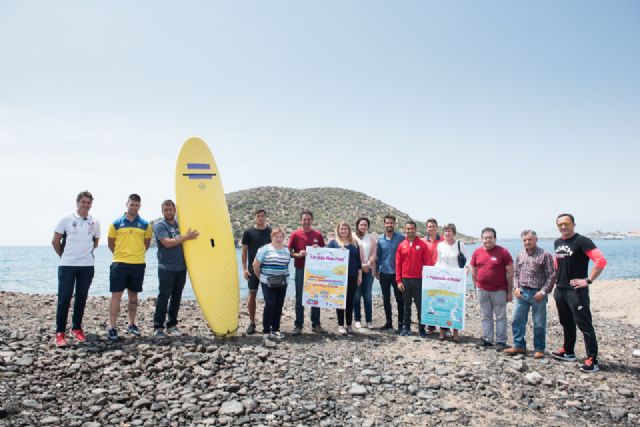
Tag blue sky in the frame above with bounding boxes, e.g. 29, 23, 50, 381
1, 1, 639, 245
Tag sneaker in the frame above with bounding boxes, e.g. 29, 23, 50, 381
270, 331, 285, 340
396, 327, 403, 334
400, 329, 410, 336
504, 347, 526, 356
108, 328, 119, 342
419, 329, 428, 338
481, 340, 493, 347
366, 322, 374, 329
551, 347, 577, 362
338, 326, 347, 335
154, 328, 167, 339
166, 326, 182, 337
263, 333, 271, 341
381, 323, 393, 330
246, 323, 256, 335
346, 326, 354, 335
55, 332, 68, 348
71, 329, 87, 343
312, 325, 328, 334
427, 325, 437, 334
292, 327, 303, 336
579, 357, 599, 372
534, 352, 545, 359
496, 342, 509, 351
354, 321, 362, 329
127, 324, 141, 336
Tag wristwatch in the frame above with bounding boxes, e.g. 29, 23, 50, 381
586, 278, 592, 285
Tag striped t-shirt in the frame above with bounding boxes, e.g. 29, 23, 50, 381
255, 244, 291, 284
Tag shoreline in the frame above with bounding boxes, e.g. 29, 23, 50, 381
2, 278, 639, 326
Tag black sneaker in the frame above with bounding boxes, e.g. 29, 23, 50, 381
481, 340, 493, 347
246, 323, 256, 335
495, 342, 509, 351
579, 357, 599, 372
419, 329, 428, 338
551, 347, 577, 362
427, 326, 437, 334
381, 323, 393, 330
108, 328, 119, 342
127, 324, 141, 336
400, 328, 410, 336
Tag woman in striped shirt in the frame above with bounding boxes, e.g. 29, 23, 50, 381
253, 227, 291, 340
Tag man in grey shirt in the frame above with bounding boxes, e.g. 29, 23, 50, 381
153, 199, 198, 338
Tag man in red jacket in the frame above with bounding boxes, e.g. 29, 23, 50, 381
396, 221, 432, 337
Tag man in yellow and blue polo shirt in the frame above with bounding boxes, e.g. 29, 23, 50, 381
107, 193, 152, 341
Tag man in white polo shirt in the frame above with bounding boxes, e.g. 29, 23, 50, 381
51, 191, 101, 347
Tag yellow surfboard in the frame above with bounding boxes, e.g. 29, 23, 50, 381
175, 137, 239, 338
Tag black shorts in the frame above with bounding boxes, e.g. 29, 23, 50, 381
247, 273, 260, 292
110, 263, 145, 293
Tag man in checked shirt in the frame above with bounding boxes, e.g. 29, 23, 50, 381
504, 230, 556, 359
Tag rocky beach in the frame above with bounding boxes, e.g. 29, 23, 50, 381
1, 279, 639, 426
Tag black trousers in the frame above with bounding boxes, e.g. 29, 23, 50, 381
380, 273, 404, 328
402, 278, 424, 331
262, 283, 287, 333
56, 266, 94, 333
153, 269, 187, 329
336, 275, 358, 326
554, 286, 598, 358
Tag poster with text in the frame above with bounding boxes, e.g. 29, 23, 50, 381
421, 265, 466, 330
303, 246, 349, 309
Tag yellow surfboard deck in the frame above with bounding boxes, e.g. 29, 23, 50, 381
175, 137, 239, 338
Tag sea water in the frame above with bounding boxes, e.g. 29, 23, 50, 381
0, 239, 638, 300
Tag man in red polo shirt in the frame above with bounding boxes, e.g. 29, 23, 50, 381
288, 210, 327, 336
471, 227, 514, 350
424, 218, 443, 333
396, 220, 432, 337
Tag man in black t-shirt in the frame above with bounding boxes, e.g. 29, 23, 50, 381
551, 213, 607, 372
241, 209, 272, 335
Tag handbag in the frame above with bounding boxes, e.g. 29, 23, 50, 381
457, 241, 466, 268
266, 274, 288, 288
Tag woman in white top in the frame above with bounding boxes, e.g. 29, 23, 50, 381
352, 217, 376, 328
434, 223, 468, 342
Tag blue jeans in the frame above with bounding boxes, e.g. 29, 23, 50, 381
294, 268, 320, 328
512, 287, 548, 352
353, 271, 373, 323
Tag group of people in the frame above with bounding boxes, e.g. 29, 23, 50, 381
52, 192, 197, 346
53, 191, 607, 373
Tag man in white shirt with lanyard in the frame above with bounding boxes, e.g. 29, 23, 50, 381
51, 191, 101, 347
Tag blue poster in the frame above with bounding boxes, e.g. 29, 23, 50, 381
421, 266, 466, 330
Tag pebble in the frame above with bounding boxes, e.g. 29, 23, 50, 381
617, 387, 634, 398
0, 292, 638, 427
349, 384, 368, 396
219, 400, 245, 416
525, 372, 543, 385
610, 407, 627, 421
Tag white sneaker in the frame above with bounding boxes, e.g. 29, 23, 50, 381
338, 326, 347, 335
263, 333, 271, 340
166, 326, 182, 337
366, 322, 373, 329
354, 321, 362, 329
270, 331, 285, 340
